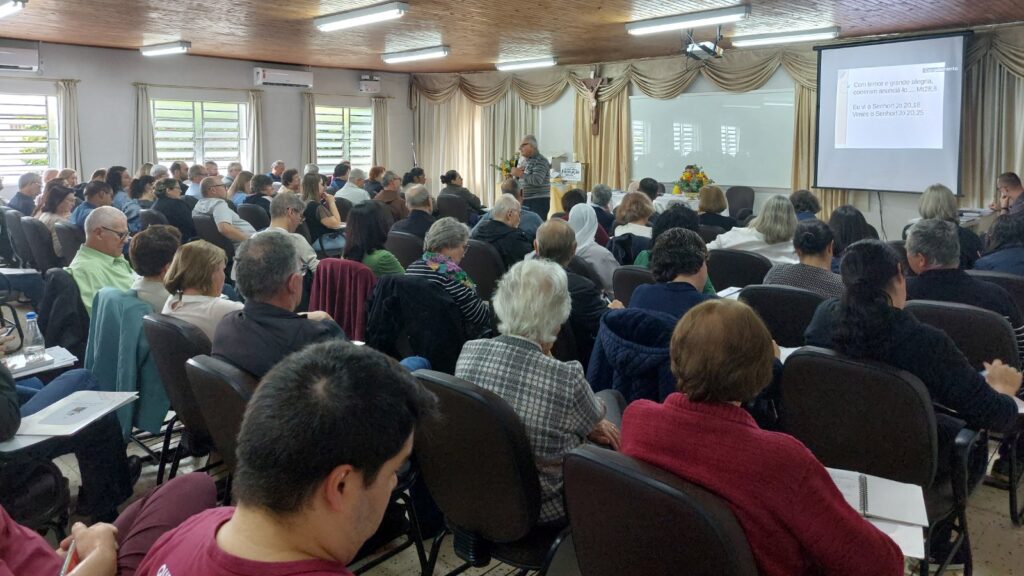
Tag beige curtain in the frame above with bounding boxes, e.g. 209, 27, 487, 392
414, 90, 483, 197
56, 79, 82, 174
300, 92, 317, 167
246, 90, 264, 173
132, 83, 157, 170
371, 97, 390, 168
481, 92, 537, 206
573, 90, 630, 190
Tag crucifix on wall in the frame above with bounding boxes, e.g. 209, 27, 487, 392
581, 68, 606, 136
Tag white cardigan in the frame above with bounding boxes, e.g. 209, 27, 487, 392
708, 227, 799, 265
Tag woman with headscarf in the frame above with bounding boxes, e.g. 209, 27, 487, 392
568, 203, 619, 295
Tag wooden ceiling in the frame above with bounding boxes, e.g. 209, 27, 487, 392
1, 0, 1023, 73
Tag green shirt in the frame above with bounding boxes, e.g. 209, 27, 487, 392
362, 249, 405, 277
67, 245, 136, 315
634, 249, 716, 295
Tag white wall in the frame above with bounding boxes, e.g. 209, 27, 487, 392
537, 88, 575, 163
0, 42, 412, 191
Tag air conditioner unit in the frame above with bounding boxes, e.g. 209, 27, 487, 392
253, 67, 314, 88
0, 39, 39, 71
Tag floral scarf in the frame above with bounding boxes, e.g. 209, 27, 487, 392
423, 251, 475, 289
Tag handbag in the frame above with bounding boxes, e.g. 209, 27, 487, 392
314, 231, 346, 256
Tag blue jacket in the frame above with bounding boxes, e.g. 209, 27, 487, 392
587, 308, 677, 403
85, 287, 167, 437
975, 245, 1024, 277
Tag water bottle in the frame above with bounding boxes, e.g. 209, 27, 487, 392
24, 312, 45, 362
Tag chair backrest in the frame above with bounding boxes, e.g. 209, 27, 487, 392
564, 445, 758, 576
20, 217, 60, 273
707, 249, 772, 290
307, 258, 377, 341
335, 197, 353, 223
294, 221, 313, 244
612, 265, 655, 307
192, 213, 235, 260
4, 209, 33, 268
437, 194, 470, 223
138, 209, 169, 232
607, 233, 651, 266
54, 221, 84, 266
967, 269, 1024, 315
461, 239, 504, 301
567, 255, 603, 288
185, 355, 258, 472
781, 346, 938, 486
414, 370, 542, 542
739, 285, 824, 347
698, 225, 726, 243
236, 203, 270, 231
143, 314, 213, 439
905, 300, 1020, 370
385, 231, 424, 269
725, 186, 755, 219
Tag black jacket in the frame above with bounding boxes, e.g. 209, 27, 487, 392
593, 205, 615, 235
440, 185, 485, 215
152, 196, 197, 242
471, 219, 533, 271
242, 194, 272, 215
391, 210, 435, 240
0, 366, 17, 441
566, 270, 609, 368
37, 269, 89, 364
699, 212, 737, 232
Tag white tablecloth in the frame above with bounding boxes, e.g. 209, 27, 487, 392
602, 192, 698, 213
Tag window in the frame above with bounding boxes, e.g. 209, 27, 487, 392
631, 119, 648, 158
314, 105, 373, 171
0, 93, 59, 181
673, 123, 699, 156
720, 125, 740, 157
151, 100, 248, 166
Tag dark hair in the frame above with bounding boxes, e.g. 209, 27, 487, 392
440, 170, 460, 185
638, 178, 660, 201
84, 180, 113, 200
281, 168, 300, 187
232, 341, 437, 514
561, 189, 586, 213
344, 201, 390, 263
333, 162, 351, 178
828, 205, 877, 257
986, 214, 1024, 254
402, 167, 425, 186
105, 166, 128, 193
998, 172, 1022, 189
793, 219, 833, 255
130, 176, 155, 199
250, 174, 274, 195
789, 189, 821, 215
129, 224, 181, 277
652, 204, 699, 240
833, 240, 901, 360
650, 228, 708, 283
37, 184, 75, 215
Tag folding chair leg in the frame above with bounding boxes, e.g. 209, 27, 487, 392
423, 529, 449, 576
155, 415, 178, 485
1010, 433, 1024, 526
2, 303, 22, 348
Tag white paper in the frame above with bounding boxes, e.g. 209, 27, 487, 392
827, 468, 928, 527
779, 347, 800, 364
717, 286, 742, 300
869, 519, 925, 559
16, 391, 138, 437
827, 468, 864, 512
3, 346, 77, 379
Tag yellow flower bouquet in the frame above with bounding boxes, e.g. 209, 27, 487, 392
673, 164, 713, 195
491, 154, 520, 180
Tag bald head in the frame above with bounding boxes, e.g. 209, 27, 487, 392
535, 219, 576, 266
84, 206, 130, 257
200, 176, 225, 198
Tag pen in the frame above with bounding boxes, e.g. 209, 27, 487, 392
59, 539, 78, 576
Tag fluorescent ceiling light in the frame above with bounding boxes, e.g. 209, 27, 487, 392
382, 45, 449, 64
626, 5, 749, 36
315, 2, 407, 33
731, 26, 840, 47
0, 0, 26, 19
140, 40, 191, 57
496, 57, 556, 71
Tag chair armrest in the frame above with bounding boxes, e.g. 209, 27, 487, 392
951, 426, 985, 504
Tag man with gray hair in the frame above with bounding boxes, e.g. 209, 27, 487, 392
262, 191, 320, 273
267, 160, 286, 183
590, 183, 615, 234
391, 183, 435, 239
185, 163, 207, 198
150, 164, 170, 180
303, 163, 320, 175
222, 161, 243, 186
192, 176, 255, 246
510, 134, 551, 219
374, 170, 409, 222
472, 178, 543, 240
471, 193, 533, 271
67, 206, 134, 315
6, 172, 41, 216
335, 167, 370, 206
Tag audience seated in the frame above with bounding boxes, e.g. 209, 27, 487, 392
136, 342, 435, 576
300, 172, 344, 253
364, 165, 385, 197
129, 175, 156, 210
439, 169, 484, 215
374, 170, 409, 223
226, 170, 253, 206
212, 233, 345, 378
763, 219, 844, 299
243, 174, 274, 215
222, 161, 242, 186
67, 206, 134, 315
905, 219, 1024, 363
470, 193, 533, 271
455, 259, 621, 525
990, 171, 1024, 215
621, 299, 903, 576
976, 214, 1024, 275
589, 307, 677, 402
105, 166, 131, 211
805, 240, 1023, 470
697, 185, 737, 232
183, 164, 206, 198
150, 164, 168, 181
790, 189, 821, 222
555, 189, 609, 246
32, 181, 76, 259
903, 184, 982, 269
630, 229, 715, 319
407, 217, 491, 336
70, 181, 114, 229
567, 203, 620, 295
634, 203, 716, 295
344, 202, 404, 277
192, 176, 255, 247
6, 172, 41, 216
335, 168, 371, 206
129, 225, 180, 312
327, 162, 350, 192
590, 183, 616, 234
709, 195, 798, 264
279, 168, 301, 194
162, 240, 241, 341
168, 161, 188, 192
57, 168, 79, 189
637, 178, 661, 226
472, 179, 543, 240
390, 184, 435, 239
266, 159, 285, 183
261, 192, 320, 274
151, 178, 196, 242
205, 161, 221, 184
613, 191, 654, 238
827, 205, 878, 273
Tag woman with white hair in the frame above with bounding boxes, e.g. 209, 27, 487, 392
455, 259, 622, 525
902, 183, 982, 269
568, 203, 619, 294
708, 195, 798, 264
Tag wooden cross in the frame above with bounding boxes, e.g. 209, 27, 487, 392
581, 69, 606, 136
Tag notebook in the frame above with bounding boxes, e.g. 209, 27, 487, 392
717, 286, 742, 300
827, 468, 929, 559
15, 391, 138, 437
3, 346, 77, 379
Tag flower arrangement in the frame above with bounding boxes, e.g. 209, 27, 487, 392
492, 154, 520, 180
673, 164, 713, 195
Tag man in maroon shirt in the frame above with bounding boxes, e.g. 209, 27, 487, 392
136, 341, 437, 576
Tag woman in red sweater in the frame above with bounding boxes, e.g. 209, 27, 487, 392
620, 299, 903, 576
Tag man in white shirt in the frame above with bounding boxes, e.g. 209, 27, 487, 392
192, 177, 255, 246
261, 191, 320, 273
335, 168, 371, 206
185, 164, 207, 198
205, 161, 222, 184
222, 162, 242, 187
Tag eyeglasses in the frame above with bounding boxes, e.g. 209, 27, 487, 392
102, 226, 131, 241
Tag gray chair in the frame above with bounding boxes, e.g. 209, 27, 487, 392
739, 285, 824, 348
726, 186, 755, 219
460, 239, 504, 301
967, 270, 1024, 315
385, 231, 423, 269
54, 221, 84, 266
138, 209, 169, 232
20, 216, 60, 273
3, 209, 33, 269
612, 265, 655, 307
707, 249, 772, 290
237, 203, 270, 231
